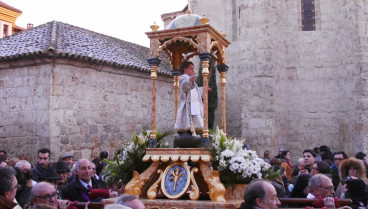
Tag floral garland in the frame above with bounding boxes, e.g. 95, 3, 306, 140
210, 126, 276, 185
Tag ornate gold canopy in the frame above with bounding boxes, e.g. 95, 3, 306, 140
146, 23, 230, 69
145, 15, 230, 143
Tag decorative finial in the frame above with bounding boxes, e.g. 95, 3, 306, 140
150, 22, 159, 31
187, 0, 192, 14
220, 30, 227, 37
200, 14, 210, 25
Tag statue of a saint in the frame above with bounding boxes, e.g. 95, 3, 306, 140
174, 61, 204, 135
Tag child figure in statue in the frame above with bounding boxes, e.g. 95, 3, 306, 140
174, 61, 204, 140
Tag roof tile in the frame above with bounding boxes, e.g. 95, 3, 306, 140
0, 21, 171, 75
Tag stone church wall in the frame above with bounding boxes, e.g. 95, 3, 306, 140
0, 62, 52, 162
0, 58, 174, 163
191, 0, 367, 159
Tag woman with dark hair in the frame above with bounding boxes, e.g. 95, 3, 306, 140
289, 174, 312, 198
311, 161, 331, 176
280, 150, 293, 181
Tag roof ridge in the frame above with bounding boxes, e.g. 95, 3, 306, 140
51, 20, 149, 50
0, 1, 22, 13
47, 21, 58, 52
161, 4, 188, 18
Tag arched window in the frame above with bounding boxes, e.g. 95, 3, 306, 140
301, 0, 315, 31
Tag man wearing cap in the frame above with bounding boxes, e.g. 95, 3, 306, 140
32, 148, 52, 182
60, 152, 74, 170
54, 162, 70, 198
39, 167, 63, 199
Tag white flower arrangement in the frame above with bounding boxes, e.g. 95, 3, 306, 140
103, 128, 172, 186
210, 127, 275, 185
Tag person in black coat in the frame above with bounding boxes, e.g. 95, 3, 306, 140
31, 148, 52, 182
61, 159, 117, 202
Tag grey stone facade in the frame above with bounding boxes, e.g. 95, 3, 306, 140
190, 0, 368, 158
0, 21, 174, 163
0, 58, 173, 162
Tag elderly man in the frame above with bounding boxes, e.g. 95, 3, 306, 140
15, 160, 36, 208
239, 180, 281, 209
32, 148, 52, 182
29, 182, 77, 209
15, 160, 36, 186
307, 174, 338, 208
61, 159, 117, 202
115, 194, 145, 209
0, 167, 21, 209
60, 152, 74, 170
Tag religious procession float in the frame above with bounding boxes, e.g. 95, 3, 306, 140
102, 10, 277, 209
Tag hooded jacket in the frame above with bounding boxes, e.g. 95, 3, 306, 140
339, 157, 368, 183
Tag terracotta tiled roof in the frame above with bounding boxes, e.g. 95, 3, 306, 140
0, 21, 172, 76
0, 1, 22, 13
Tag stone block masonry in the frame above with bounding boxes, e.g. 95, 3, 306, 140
0, 58, 174, 163
191, 0, 368, 160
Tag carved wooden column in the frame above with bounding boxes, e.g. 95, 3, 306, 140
171, 69, 180, 120
217, 64, 229, 133
147, 58, 161, 148
199, 53, 211, 146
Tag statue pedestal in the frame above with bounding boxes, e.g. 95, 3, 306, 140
124, 148, 226, 202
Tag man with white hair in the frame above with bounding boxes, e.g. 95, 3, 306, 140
61, 159, 117, 201
15, 160, 36, 208
15, 160, 37, 186
307, 174, 337, 208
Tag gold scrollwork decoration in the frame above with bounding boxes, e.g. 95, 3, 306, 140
124, 171, 148, 196
158, 37, 198, 55
147, 207, 163, 209
206, 170, 226, 202
209, 41, 226, 64
189, 167, 200, 200
147, 169, 164, 199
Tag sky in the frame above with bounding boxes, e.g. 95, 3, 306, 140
4, 0, 188, 47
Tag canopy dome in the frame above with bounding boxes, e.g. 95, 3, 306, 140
167, 13, 202, 29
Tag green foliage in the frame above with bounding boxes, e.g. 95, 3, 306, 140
196, 57, 218, 130
208, 59, 218, 130
103, 128, 172, 186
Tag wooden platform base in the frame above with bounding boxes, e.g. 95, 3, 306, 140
124, 148, 226, 202
102, 198, 242, 209
142, 199, 242, 209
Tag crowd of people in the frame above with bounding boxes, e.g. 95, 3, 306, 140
241, 146, 368, 209
1, 145, 368, 209
0, 149, 144, 209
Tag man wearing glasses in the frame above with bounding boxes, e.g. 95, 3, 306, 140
0, 167, 20, 209
330, 151, 348, 189
29, 182, 77, 209
307, 174, 337, 208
